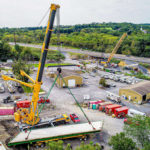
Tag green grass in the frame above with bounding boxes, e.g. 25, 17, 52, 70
31, 63, 74, 68
22, 85, 44, 93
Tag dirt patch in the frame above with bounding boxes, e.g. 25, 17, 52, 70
0, 119, 19, 149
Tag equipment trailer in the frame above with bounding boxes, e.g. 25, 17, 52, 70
8, 121, 103, 147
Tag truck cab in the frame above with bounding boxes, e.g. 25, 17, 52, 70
63, 114, 70, 123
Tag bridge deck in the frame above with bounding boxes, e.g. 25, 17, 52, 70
9, 121, 103, 146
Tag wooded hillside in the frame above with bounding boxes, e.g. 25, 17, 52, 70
1, 22, 150, 57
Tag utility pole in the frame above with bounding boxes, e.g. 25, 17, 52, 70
14, 32, 16, 46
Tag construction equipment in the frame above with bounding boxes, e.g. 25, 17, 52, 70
2, 4, 60, 126
100, 33, 127, 66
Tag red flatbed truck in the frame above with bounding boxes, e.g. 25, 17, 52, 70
114, 107, 128, 118
105, 104, 121, 115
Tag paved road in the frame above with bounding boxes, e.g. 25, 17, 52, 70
9, 42, 150, 64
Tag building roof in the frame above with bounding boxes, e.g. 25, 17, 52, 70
121, 81, 150, 96
56, 69, 81, 78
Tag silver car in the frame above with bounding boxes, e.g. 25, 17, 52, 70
0, 83, 5, 93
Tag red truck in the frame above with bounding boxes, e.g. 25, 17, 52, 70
16, 100, 31, 109
38, 97, 50, 104
70, 114, 80, 123
105, 104, 121, 115
114, 107, 128, 118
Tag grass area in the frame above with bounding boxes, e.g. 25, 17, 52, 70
124, 72, 150, 80
22, 85, 44, 93
139, 63, 150, 69
110, 58, 121, 64
31, 63, 73, 68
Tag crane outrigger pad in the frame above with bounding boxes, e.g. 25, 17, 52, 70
8, 121, 103, 146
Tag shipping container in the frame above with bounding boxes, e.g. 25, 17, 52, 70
114, 107, 128, 118
105, 104, 121, 115
0, 107, 14, 115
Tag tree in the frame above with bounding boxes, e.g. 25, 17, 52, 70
109, 132, 137, 150
46, 141, 101, 150
142, 143, 150, 150
124, 115, 150, 147
0, 40, 13, 61
12, 59, 31, 82
99, 78, 106, 87
76, 141, 101, 150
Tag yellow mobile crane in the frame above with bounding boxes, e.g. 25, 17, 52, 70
101, 33, 127, 66
2, 4, 60, 126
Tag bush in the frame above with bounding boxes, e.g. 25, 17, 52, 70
109, 132, 137, 150
99, 78, 107, 87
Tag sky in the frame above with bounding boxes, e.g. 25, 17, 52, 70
0, 0, 150, 28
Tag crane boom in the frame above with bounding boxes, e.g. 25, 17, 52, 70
107, 33, 127, 63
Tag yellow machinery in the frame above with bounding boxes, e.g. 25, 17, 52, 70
101, 33, 127, 66
2, 4, 60, 126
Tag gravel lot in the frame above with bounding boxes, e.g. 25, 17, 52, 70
0, 58, 150, 149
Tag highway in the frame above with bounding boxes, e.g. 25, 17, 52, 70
9, 42, 150, 64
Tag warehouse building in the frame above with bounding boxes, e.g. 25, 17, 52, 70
119, 81, 150, 104
54, 69, 83, 88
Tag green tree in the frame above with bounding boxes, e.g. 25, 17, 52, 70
124, 115, 150, 147
20, 47, 33, 61
142, 143, 150, 150
99, 78, 106, 87
0, 40, 13, 61
12, 59, 31, 82
109, 132, 137, 150
76, 141, 101, 150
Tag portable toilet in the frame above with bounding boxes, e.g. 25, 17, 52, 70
92, 104, 97, 110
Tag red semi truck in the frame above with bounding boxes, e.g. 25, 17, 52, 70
105, 104, 121, 115
114, 107, 128, 118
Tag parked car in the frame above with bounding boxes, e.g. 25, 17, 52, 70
17, 86, 24, 93
8, 85, 15, 93
3, 96, 11, 103
0, 83, 5, 93
110, 83, 116, 87
38, 97, 50, 104
70, 113, 80, 123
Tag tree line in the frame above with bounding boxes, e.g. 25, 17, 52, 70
0, 22, 150, 57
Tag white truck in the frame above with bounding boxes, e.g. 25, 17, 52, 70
106, 91, 121, 103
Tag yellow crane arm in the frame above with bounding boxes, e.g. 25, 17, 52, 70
2, 75, 34, 88
20, 70, 35, 84
107, 33, 127, 63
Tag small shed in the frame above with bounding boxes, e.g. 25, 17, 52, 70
119, 81, 150, 104
54, 69, 83, 88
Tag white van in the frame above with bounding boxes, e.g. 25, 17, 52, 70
128, 109, 146, 117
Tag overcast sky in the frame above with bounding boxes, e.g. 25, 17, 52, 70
0, 0, 150, 28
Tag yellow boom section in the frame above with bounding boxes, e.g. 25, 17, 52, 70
107, 33, 127, 63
